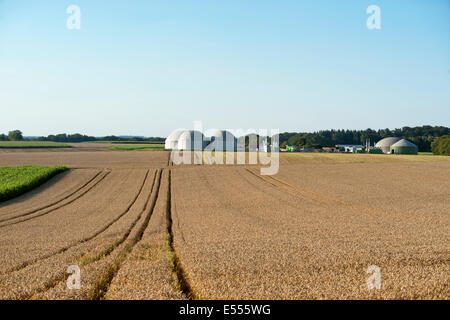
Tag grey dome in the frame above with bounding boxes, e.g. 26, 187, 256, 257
390, 139, 418, 155
391, 139, 417, 148
375, 137, 401, 153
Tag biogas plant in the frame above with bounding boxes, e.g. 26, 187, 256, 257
375, 137, 418, 155
165, 130, 278, 152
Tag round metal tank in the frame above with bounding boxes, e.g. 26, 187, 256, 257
390, 139, 418, 155
208, 130, 237, 151
177, 130, 205, 150
375, 137, 401, 154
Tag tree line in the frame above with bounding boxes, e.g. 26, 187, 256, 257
2, 126, 449, 153
277, 126, 450, 152
0, 130, 165, 143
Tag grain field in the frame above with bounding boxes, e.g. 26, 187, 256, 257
0, 149, 448, 299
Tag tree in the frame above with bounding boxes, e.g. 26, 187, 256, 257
0, 134, 7, 141
431, 135, 450, 155
8, 130, 23, 141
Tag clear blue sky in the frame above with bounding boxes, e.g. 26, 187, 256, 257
1, 0, 449, 137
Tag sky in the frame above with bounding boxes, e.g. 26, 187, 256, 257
0, 0, 449, 137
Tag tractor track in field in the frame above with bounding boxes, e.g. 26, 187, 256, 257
0, 170, 111, 228
0, 170, 103, 223
79, 170, 157, 266
90, 169, 163, 300
244, 168, 341, 208
2, 169, 151, 275
166, 169, 196, 299
22, 170, 158, 300
245, 168, 414, 216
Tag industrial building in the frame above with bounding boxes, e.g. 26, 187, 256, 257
335, 144, 365, 153
166, 130, 277, 152
374, 137, 418, 154
164, 130, 185, 150
166, 130, 235, 151
177, 130, 206, 150
390, 139, 418, 155
208, 130, 237, 151
374, 137, 401, 153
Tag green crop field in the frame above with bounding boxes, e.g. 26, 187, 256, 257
0, 141, 71, 148
0, 166, 68, 202
108, 144, 166, 151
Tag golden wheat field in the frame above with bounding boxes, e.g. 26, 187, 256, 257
0, 145, 449, 299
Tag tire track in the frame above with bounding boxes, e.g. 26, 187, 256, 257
22, 170, 157, 299
0, 170, 103, 223
167, 151, 172, 167
166, 169, 196, 299
263, 170, 350, 206
3, 169, 150, 275
244, 168, 401, 215
90, 169, 163, 299
244, 168, 332, 207
79, 170, 157, 266
0, 170, 111, 228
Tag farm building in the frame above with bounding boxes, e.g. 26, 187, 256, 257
375, 137, 401, 154
166, 129, 278, 152
335, 144, 365, 153
165, 130, 185, 150
177, 130, 206, 150
209, 130, 237, 151
390, 139, 418, 155
166, 129, 236, 151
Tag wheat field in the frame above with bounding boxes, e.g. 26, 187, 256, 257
0, 148, 448, 299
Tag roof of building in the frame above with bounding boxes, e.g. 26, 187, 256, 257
391, 139, 417, 148
336, 144, 364, 148
210, 130, 236, 140
178, 130, 204, 140
375, 137, 401, 147
166, 130, 185, 142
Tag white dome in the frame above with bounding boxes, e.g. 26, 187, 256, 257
208, 130, 237, 151
177, 130, 205, 150
165, 130, 185, 150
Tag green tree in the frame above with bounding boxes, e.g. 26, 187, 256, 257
8, 130, 23, 141
431, 135, 450, 155
0, 134, 7, 141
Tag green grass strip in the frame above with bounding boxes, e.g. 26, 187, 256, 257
0, 166, 68, 202
108, 144, 166, 151
0, 141, 71, 148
